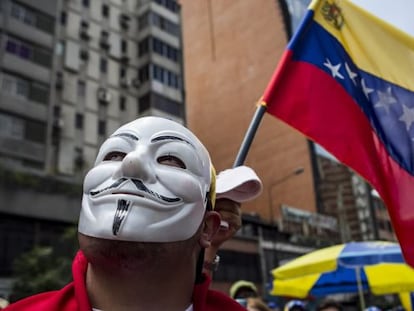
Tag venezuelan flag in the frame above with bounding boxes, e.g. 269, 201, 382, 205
262, 0, 414, 265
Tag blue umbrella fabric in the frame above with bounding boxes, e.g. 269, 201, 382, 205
271, 241, 414, 301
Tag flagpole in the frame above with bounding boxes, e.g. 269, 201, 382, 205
233, 102, 267, 167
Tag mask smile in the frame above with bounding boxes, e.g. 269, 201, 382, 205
90, 178, 181, 204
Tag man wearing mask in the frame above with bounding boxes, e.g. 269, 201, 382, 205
5, 117, 246, 311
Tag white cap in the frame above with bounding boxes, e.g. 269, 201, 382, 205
215, 166, 262, 203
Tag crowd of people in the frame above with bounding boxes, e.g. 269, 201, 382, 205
1, 116, 407, 310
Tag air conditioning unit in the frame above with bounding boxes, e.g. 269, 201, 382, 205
97, 88, 112, 103
120, 77, 130, 88
80, 49, 89, 60
120, 53, 130, 64
131, 77, 140, 88
53, 117, 64, 129
100, 38, 111, 50
119, 14, 130, 30
79, 29, 91, 41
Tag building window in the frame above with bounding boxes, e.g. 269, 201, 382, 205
0, 72, 49, 104
77, 80, 86, 97
102, 4, 110, 19
151, 64, 180, 89
138, 38, 149, 56
5, 35, 52, 67
138, 65, 149, 83
0, 113, 24, 140
98, 120, 106, 136
138, 92, 182, 117
151, 37, 179, 62
100, 58, 108, 73
60, 11, 67, 25
121, 39, 128, 54
1, 72, 29, 98
82, 0, 90, 7
119, 96, 126, 111
154, 0, 179, 13
75, 113, 84, 129
119, 67, 126, 78
148, 12, 179, 37
10, 2, 54, 34
25, 119, 46, 143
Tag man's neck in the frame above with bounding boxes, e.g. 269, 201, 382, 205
85, 258, 196, 311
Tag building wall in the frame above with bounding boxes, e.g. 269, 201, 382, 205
180, 0, 317, 221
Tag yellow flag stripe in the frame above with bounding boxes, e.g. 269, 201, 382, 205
311, 0, 414, 92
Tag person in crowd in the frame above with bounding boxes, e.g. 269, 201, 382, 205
316, 299, 343, 311
203, 166, 262, 276
5, 116, 247, 311
230, 280, 259, 300
230, 279, 260, 307
283, 300, 306, 311
246, 297, 273, 311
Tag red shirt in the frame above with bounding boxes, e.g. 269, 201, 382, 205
5, 251, 246, 311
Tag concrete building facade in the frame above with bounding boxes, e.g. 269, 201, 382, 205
0, 0, 185, 297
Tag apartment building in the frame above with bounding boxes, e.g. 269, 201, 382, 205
0, 0, 184, 297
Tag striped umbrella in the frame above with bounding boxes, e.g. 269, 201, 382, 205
271, 241, 414, 309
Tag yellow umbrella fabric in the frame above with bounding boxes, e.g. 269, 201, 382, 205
365, 264, 414, 295
272, 244, 343, 279
399, 292, 412, 310
272, 263, 414, 297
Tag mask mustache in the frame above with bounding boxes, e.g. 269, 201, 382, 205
90, 178, 181, 203
112, 199, 130, 236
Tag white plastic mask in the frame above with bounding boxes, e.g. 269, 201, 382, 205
79, 117, 213, 242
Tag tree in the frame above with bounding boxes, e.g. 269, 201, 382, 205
9, 226, 78, 302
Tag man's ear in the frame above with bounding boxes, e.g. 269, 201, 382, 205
199, 211, 221, 248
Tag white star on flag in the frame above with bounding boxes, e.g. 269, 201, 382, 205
361, 79, 374, 99
323, 58, 344, 79
375, 87, 397, 114
345, 62, 358, 85
399, 104, 414, 131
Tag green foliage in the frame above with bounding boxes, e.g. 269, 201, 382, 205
9, 226, 78, 302
0, 166, 82, 197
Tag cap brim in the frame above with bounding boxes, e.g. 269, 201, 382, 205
215, 166, 262, 203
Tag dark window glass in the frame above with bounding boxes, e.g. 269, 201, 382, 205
138, 65, 149, 82
98, 120, 106, 136
138, 92, 182, 117
120, 67, 126, 78
119, 96, 126, 111
152, 92, 182, 116
5, 40, 18, 53
25, 119, 46, 143
102, 4, 109, 18
32, 47, 52, 67
121, 39, 128, 53
138, 12, 149, 29
82, 0, 90, 7
35, 13, 54, 34
29, 82, 49, 104
6, 36, 52, 68
60, 11, 67, 25
100, 58, 107, 73
138, 94, 150, 112
138, 38, 149, 56
75, 113, 84, 129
